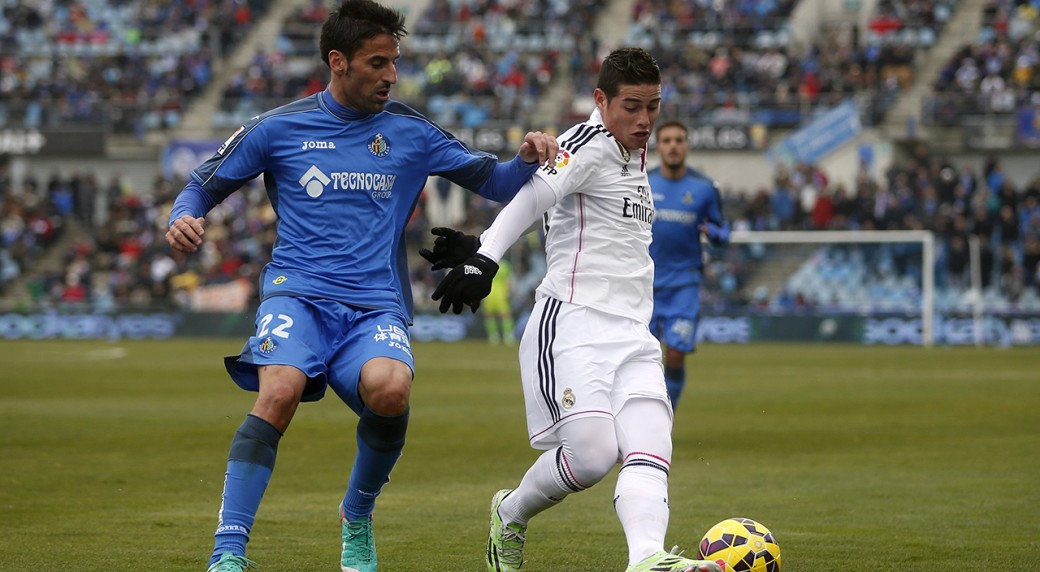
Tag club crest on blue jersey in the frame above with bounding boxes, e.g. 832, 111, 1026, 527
259, 337, 277, 353
368, 133, 390, 157
682, 191, 693, 204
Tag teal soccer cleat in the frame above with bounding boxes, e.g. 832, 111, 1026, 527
486, 489, 526, 571
207, 552, 257, 572
341, 514, 377, 572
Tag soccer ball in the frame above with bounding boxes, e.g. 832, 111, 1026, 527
697, 517, 781, 572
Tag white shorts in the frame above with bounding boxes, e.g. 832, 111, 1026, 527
519, 297, 670, 449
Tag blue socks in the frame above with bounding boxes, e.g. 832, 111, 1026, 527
210, 414, 282, 566
665, 365, 685, 409
341, 407, 409, 520
208, 407, 410, 564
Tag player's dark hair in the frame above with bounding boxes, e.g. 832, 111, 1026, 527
320, 0, 408, 66
596, 47, 661, 99
655, 119, 688, 140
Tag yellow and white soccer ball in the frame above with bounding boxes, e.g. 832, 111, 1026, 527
697, 517, 781, 572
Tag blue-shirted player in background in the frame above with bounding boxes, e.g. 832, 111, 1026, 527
164, 2, 557, 571
648, 120, 730, 410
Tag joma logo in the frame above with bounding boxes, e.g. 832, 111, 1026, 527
301, 140, 336, 150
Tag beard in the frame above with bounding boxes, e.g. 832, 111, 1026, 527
662, 156, 685, 171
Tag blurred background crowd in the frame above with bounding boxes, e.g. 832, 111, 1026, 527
2, 0, 1040, 322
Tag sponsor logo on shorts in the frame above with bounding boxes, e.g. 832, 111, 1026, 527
272, 275, 287, 284
671, 319, 695, 343
259, 337, 277, 353
374, 323, 412, 357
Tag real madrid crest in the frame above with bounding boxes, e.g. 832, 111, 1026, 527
368, 133, 390, 157
562, 388, 576, 409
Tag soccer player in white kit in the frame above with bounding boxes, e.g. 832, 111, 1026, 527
425, 48, 722, 572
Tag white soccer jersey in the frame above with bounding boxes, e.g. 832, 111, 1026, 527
534, 109, 655, 324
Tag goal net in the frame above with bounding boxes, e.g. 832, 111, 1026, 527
708, 229, 1040, 347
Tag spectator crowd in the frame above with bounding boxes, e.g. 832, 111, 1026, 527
929, 0, 1040, 125
4, 143, 1039, 317
620, 0, 957, 129
701, 144, 1040, 313
0, 0, 273, 137
3, 0, 1040, 319
215, 0, 598, 131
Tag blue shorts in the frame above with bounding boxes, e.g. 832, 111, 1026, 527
224, 296, 415, 414
651, 284, 701, 354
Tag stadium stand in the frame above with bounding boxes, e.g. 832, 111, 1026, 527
214, 0, 588, 130
2, 0, 1039, 342
718, 146, 1040, 314
0, 168, 70, 295
0, 164, 273, 312
7, 141, 1037, 316
621, 0, 962, 129
0, 0, 274, 137
927, 0, 1040, 126
212, 0, 329, 129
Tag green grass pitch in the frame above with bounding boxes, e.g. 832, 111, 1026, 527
1, 340, 1038, 571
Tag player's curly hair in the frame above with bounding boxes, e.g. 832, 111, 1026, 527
596, 47, 661, 99
320, 0, 408, 66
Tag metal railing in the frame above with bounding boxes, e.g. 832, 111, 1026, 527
919, 92, 1022, 126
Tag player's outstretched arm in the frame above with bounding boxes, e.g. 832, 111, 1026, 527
418, 227, 480, 270
470, 131, 559, 202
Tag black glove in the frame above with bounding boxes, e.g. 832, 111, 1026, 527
418, 227, 480, 271
431, 253, 499, 314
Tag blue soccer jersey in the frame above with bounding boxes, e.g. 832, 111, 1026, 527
648, 167, 729, 289
170, 89, 535, 319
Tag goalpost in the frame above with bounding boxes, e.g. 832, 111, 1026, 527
729, 230, 937, 347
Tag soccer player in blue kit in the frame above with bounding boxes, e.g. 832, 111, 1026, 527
648, 120, 730, 409
163, 1, 557, 571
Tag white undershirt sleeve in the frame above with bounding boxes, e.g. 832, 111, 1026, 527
477, 175, 559, 262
